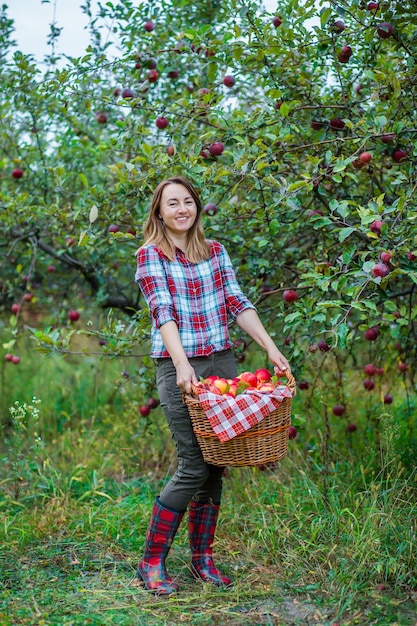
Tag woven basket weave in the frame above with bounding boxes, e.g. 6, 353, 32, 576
184, 373, 296, 467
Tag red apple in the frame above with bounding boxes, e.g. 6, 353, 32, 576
108, 224, 119, 233
156, 117, 168, 129
257, 382, 275, 393
23, 293, 33, 302
255, 368, 272, 383
147, 397, 159, 409
11, 303, 21, 315
144, 20, 155, 32
272, 15, 282, 27
346, 423, 357, 433
5, 353, 13, 362
383, 394, 393, 404
288, 425, 297, 439
367, 2, 379, 10
359, 151, 372, 164
298, 380, 310, 390
65, 236, 75, 247
147, 69, 159, 83
209, 142, 224, 156
68, 310, 80, 322
364, 326, 380, 341
329, 118, 345, 131
381, 133, 395, 143
364, 378, 376, 391
311, 120, 324, 130
407, 252, 416, 261
317, 339, 331, 352
139, 404, 151, 416
213, 378, 230, 394
121, 88, 134, 99
397, 362, 408, 373
340, 44, 353, 58
203, 203, 218, 216
283, 289, 298, 303
12, 168, 23, 179
208, 385, 221, 395
377, 22, 393, 39
11, 355, 21, 364
204, 375, 219, 385
375, 367, 384, 375
239, 371, 258, 387
370, 220, 383, 235
372, 262, 390, 278
96, 112, 108, 124
332, 404, 345, 416
223, 75, 236, 88
380, 251, 392, 263
47, 264, 56, 272
364, 364, 376, 376
333, 20, 345, 33
392, 149, 407, 163
165, 144, 176, 156
167, 69, 179, 79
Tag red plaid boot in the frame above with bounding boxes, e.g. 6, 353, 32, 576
188, 501, 232, 586
137, 497, 185, 595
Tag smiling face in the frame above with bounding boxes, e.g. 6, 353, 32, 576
158, 183, 197, 246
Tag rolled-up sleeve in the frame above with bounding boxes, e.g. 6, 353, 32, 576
135, 246, 177, 329
216, 243, 256, 319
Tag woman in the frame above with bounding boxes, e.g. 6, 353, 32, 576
135, 176, 290, 595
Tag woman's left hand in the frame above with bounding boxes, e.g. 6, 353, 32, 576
268, 346, 291, 377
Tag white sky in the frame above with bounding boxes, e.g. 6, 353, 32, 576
7, 0, 279, 61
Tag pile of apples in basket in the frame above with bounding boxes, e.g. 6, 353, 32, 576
195, 368, 282, 397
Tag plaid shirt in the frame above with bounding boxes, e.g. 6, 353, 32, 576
135, 240, 255, 358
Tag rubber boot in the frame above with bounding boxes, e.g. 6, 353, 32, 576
188, 500, 232, 586
137, 497, 185, 595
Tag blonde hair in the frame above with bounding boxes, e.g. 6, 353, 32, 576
141, 176, 211, 263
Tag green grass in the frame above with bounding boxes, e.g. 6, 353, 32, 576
1, 340, 416, 625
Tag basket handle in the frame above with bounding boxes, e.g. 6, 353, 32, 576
278, 371, 296, 397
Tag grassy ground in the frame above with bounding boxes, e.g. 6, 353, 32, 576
1, 343, 416, 625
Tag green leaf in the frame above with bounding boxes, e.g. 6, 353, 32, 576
342, 244, 356, 264
287, 180, 308, 192
78, 231, 89, 246
339, 227, 354, 242
336, 323, 349, 348
78, 173, 89, 189
89, 205, 98, 224
320, 7, 332, 27
279, 102, 290, 118
284, 312, 302, 323
140, 144, 152, 157
269, 219, 279, 235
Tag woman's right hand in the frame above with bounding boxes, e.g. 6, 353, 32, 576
175, 360, 198, 395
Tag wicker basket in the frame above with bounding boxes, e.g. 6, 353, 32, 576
184, 373, 296, 467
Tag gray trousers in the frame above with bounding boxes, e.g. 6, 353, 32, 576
156, 349, 238, 511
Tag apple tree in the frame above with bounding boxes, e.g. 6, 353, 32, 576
0, 0, 416, 440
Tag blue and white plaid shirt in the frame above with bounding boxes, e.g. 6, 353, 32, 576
135, 240, 255, 358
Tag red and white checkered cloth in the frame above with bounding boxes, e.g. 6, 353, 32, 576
194, 384, 293, 442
